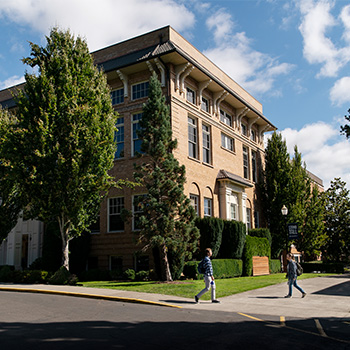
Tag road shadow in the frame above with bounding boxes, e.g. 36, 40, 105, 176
160, 299, 196, 305
313, 281, 350, 297
252, 296, 284, 299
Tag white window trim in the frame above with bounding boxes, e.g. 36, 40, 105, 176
108, 197, 124, 233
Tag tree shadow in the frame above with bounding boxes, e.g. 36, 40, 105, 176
313, 281, 350, 297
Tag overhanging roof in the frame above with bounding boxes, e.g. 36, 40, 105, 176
217, 169, 253, 188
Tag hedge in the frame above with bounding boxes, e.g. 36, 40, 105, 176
183, 259, 243, 280
248, 228, 272, 247
219, 220, 246, 259
301, 262, 344, 274
269, 259, 281, 274
243, 236, 271, 276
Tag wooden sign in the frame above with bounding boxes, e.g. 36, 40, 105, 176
252, 256, 269, 276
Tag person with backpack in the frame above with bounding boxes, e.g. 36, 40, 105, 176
195, 248, 220, 304
285, 253, 306, 298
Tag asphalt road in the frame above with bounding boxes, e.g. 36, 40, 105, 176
0, 291, 349, 350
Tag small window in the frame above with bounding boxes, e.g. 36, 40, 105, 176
190, 194, 199, 216
246, 208, 252, 230
188, 117, 198, 159
201, 97, 209, 113
251, 130, 256, 142
132, 113, 143, 156
230, 203, 238, 220
252, 151, 257, 183
186, 87, 196, 104
108, 197, 124, 232
204, 197, 212, 217
115, 117, 124, 159
243, 146, 249, 179
132, 81, 149, 100
221, 133, 235, 152
220, 110, 232, 127
111, 88, 124, 105
241, 123, 247, 136
202, 124, 211, 164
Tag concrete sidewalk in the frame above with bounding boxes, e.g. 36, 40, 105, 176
1, 275, 349, 318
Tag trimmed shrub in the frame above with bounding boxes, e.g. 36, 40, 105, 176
195, 217, 224, 258
49, 266, 77, 285
301, 262, 344, 274
219, 220, 246, 259
243, 236, 271, 276
135, 270, 149, 281
123, 268, 135, 280
269, 259, 281, 274
22, 270, 50, 284
0, 265, 14, 282
183, 261, 198, 280
248, 228, 272, 247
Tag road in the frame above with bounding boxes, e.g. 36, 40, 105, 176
0, 291, 349, 349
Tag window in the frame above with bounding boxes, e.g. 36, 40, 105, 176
220, 110, 232, 127
221, 133, 235, 152
243, 146, 249, 179
133, 195, 146, 231
132, 113, 143, 156
108, 197, 124, 232
252, 151, 257, 183
246, 208, 252, 230
251, 130, 256, 142
188, 117, 198, 159
204, 197, 212, 217
186, 87, 196, 104
115, 117, 124, 159
230, 203, 238, 220
132, 81, 149, 100
190, 194, 199, 216
254, 211, 260, 228
201, 97, 209, 112
111, 88, 124, 105
110, 256, 123, 271
241, 123, 247, 136
202, 124, 211, 164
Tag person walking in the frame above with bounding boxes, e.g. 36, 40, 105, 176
195, 248, 220, 303
285, 253, 306, 298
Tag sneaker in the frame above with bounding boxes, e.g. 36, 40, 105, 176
284, 295, 291, 298
212, 300, 220, 303
302, 293, 306, 298
195, 296, 199, 303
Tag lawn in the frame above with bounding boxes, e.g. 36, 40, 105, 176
80, 273, 333, 300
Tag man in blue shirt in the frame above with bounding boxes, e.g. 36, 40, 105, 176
195, 248, 220, 303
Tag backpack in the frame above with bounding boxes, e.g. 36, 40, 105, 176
197, 259, 205, 274
296, 262, 303, 276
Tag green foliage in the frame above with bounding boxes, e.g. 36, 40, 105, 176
0, 265, 14, 282
183, 259, 243, 280
0, 266, 50, 283
301, 262, 344, 274
195, 217, 224, 258
1, 28, 119, 270
340, 108, 350, 138
219, 220, 246, 258
243, 236, 271, 276
249, 228, 272, 247
133, 73, 199, 281
269, 259, 281, 274
135, 270, 149, 281
49, 266, 77, 285
123, 269, 136, 281
321, 178, 350, 261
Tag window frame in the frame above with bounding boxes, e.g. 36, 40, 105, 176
243, 146, 249, 179
202, 124, 211, 164
241, 123, 248, 136
186, 87, 196, 104
132, 112, 143, 156
114, 117, 124, 159
252, 150, 257, 183
188, 116, 198, 159
111, 88, 124, 105
190, 194, 199, 216
220, 109, 232, 127
201, 96, 209, 113
204, 197, 212, 217
131, 81, 149, 100
221, 133, 235, 152
108, 197, 125, 233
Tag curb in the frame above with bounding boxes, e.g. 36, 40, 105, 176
0, 287, 182, 309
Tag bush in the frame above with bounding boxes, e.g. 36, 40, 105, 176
248, 228, 272, 247
29, 257, 43, 270
195, 217, 224, 258
0, 265, 14, 282
168, 248, 185, 281
135, 270, 149, 281
269, 259, 281, 274
183, 259, 243, 280
49, 266, 77, 285
123, 269, 135, 280
243, 236, 271, 276
301, 262, 344, 274
219, 220, 246, 259
22, 270, 50, 284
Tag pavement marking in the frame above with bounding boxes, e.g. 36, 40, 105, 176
315, 319, 327, 337
237, 312, 264, 322
0, 287, 182, 309
280, 316, 286, 326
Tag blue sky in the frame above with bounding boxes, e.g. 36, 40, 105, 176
0, 0, 350, 190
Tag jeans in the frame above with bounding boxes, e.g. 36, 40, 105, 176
196, 275, 216, 301
288, 278, 305, 296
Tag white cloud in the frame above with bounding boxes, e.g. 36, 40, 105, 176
330, 76, 350, 106
297, 0, 350, 78
0, 75, 25, 90
0, 0, 195, 51
279, 122, 350, 190
203, 9, 294, 96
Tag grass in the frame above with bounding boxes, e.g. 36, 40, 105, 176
80, 273, 334, 300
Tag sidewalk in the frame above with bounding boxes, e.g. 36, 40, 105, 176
1, 275, 349, 318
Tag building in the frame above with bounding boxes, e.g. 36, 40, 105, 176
0, 26, 276, 271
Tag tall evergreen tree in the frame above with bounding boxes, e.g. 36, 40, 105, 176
322, 178, 350, 261
340, 108, 350, 138
1, 28, 119, 269
134, 73, 200, 281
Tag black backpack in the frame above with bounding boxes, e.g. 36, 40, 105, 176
296, 262, 303, 276
197, 259, 205, 274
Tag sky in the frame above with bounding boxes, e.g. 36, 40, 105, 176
0, 0, 350, 190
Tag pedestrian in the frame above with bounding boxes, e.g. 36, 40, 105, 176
195, 248, 220, 303
285, 253, 306, 298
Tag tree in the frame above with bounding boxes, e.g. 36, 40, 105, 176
322, 178, 350, 261
2, 28, 118, 270
340, 108, 350, 138
0, 107, 22, 240
134, 73, 200, 281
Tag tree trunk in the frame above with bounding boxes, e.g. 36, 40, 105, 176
58, 216, 70, 271
159, 244, 173, 282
